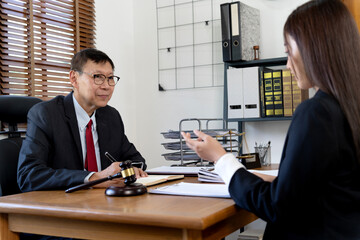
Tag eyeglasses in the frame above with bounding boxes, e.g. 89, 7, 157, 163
77, 71, 120, 86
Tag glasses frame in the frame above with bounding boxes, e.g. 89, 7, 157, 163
76, 71, 120, 86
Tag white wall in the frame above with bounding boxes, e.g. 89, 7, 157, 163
95, 0, 308, 169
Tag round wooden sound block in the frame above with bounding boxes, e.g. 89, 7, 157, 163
105, 183, 147, 196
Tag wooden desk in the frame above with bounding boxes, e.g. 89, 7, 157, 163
0, 177, 258, 240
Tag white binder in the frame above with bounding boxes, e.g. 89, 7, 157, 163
227, 67, 244, 119
243, 67, 260, 118
227, 67, 260, 119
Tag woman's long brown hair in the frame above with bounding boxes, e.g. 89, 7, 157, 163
284, 0, 360, 164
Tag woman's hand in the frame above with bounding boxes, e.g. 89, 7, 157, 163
181, 129, 227, 163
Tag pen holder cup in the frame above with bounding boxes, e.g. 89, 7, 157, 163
254, 146, 271, 166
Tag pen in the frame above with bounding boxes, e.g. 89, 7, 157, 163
105, 152, 117, 163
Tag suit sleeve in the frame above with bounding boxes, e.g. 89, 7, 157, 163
115, 112, 147, 170
17, 103, 89, 192
98, 107, 147, 170
228, 99, 338, 223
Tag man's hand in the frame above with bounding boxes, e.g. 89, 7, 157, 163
89, 162, 123, 188
181, 129, 226, 163
134, 166, 148, 178
89, 162, 147, 188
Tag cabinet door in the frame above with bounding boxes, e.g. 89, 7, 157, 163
342, 0, 360, 32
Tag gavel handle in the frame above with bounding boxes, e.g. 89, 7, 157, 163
65, 172, 122, 193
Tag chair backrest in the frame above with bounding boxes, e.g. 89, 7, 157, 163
0, 95, 42, 196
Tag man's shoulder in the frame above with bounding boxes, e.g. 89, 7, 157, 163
28, 95, 73, 122
96, 105, 122, 124
98, 104, 118, 114
31, 95, 66, 111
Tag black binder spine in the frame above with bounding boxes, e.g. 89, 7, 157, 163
258, 67, 266, 118
272, 69, 284, 117
264, 69, 274, 117
220, 3, 232, 62
230, 2, 241, 61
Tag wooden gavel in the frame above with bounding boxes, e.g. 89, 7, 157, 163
65, 160, 136, 193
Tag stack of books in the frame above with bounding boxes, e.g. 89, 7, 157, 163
227, 67, 309, 119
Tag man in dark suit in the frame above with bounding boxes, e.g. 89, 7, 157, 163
18, 48, 147, 192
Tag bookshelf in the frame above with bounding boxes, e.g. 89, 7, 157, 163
223, 57, 291, 133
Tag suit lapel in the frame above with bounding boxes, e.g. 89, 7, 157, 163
64, 92, 83, 166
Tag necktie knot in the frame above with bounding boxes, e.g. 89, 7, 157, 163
87, 119, 93, 129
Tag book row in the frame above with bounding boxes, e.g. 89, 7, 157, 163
227, 66, 309, 119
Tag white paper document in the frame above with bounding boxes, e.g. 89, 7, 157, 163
146, 166, 214, 176
248, 169, 278, 177
149, 182, 230, 198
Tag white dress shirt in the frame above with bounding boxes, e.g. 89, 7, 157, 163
73, 95, 101, 182
214, 153, 246, 187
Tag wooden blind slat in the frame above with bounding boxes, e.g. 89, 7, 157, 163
34, 85, 72, 93
33, 21, 74, 35
1, 0, 95, 99
34, 1, 73, 15
33, 29, 74, 41
34, 43, 75, 55
0, 89, 28, 95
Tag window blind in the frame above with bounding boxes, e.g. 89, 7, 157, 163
0, 0, 96, 100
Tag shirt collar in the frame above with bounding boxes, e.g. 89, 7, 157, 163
72, 94, 96, 131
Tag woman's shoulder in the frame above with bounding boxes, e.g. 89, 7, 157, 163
294, 89, 341, 117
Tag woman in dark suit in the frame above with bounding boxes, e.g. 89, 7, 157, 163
182, 0, 360, 239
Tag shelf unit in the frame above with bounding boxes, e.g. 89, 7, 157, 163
223, 57, 291, 134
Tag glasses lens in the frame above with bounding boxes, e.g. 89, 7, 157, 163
111, 76, 120, 86
93, 74, 106, 85
108, 77, 115, 86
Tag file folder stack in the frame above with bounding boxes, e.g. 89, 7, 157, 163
160, 119, 241, 166
220, 1, 260, 62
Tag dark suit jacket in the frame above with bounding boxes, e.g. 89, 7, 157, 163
17, 92, 146, 192
229, 90, 360, 239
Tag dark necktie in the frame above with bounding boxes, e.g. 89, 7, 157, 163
85, 119, 98, 172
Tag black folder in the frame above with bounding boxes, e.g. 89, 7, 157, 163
230, 2, 242, 61
220, 3, 232, 62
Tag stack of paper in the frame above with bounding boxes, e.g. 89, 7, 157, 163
149, 182, 230, 198
198, 168, 224, 183
146, 166, 214, 177
197, 168, 279, 183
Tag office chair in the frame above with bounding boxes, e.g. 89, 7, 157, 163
0, 95, 42, 196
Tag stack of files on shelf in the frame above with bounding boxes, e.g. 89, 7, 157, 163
227, 66, 260, 119
136, 175, 184, 187
161, 128, 240, 165
161, 129, 239, 139
220, 1, 260, 62
228, 66, 311, 120
162, 139, 239, 151
162, 151, 200, 161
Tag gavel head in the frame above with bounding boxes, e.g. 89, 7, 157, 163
120, 160, 137, 185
